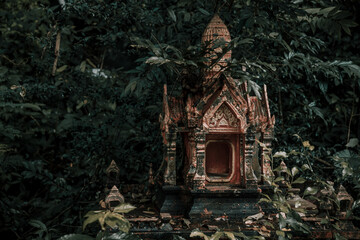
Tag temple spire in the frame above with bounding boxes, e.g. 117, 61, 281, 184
201, 14, 232, 81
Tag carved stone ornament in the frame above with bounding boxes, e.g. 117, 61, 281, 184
278, 160, 289, 185
106, 160, 120, 175
208, 104, 238, 128
106, 160, 120, 189
105, 185, 124, 211
337, 185, 354, 212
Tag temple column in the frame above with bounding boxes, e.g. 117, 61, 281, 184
186, 132, 197, 187
193, 129, 206, 189
245, 127, 258, 189
164, 130, 177, 185
261, 130, 274, 184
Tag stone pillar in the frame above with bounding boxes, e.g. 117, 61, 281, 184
245, 127, 258, 189
261, 130, 274, 184
193, 129, 206, 189
186, 132, 197, 187
164, 130, 177, 185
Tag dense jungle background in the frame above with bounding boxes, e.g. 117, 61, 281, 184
1, 0, 360, 239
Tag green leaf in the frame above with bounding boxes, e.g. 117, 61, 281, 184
29, 219, 47, 231
305, 8, 321, 15
303, 186, 319, 196
248, 79, 262, 99
198, 8, 210, 16
258, 198, 271, 203
58, 234, 94, 240
340, 19, 358, 35
334, 149, 351, 159
168, 9, 176, 22
122, 79, 138, 97
57, 116, 76, 133
291, 167, 299, 177
274, 177, 285, 182
99, 211, 109, 231
276, 230, 285, 237
311, 106, 327, 125
334, 232, 348, 240
273, 151, 288, 158
83, 211, 105, 231
145, 56, 170, 65
102, 233, 141, 240
320, 218, 329, 224
22, 103, 42, 112
301, 164, 311, 171
113, 203, 136, 213
106, 213, 131, 233
79, 61, 86, 72
56, 65, 68, 73
346, 138, 359, 148
190, 230, 210, 240
223, 232, 236, 240
292, 177, 306, 184
318, 81, 328, 94
173, 235, 186, 240
319, 7, 336, 17
209, 232, 223, 240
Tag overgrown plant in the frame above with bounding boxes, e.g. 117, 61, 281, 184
59, 203, 138, 240
259, 136, 359, 240
258, 144, 311, 239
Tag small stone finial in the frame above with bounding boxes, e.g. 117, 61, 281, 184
337, 185, 354, 212
106, 160, 120, 174
106, 160, 120, 189
278, 160, 289, 185
105, 185, 125, 211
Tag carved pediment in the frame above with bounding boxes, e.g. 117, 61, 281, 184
207, 103, 238, 128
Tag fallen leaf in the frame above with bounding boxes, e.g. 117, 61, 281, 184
206, 225, 220, 231
245, 220, 253, 225
183, 218, 191, 228
143, 211, 155, 215
214, 215, 228, 221
244, 212, 264, 221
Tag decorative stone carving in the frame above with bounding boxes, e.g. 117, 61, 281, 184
105, 185, 124, 211
278, 160, 290, 186
244, 130, 258, 188
202, 14, 232, 82
164, 132, 177, 185
208, 104, 238, 128
106, 160, 120, 190
337, 185, 354, 212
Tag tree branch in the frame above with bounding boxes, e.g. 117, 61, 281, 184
52, 31, 61, 76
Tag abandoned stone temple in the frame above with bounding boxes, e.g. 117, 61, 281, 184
159, 14, 275, 220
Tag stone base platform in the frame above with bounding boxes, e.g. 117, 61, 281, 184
160, 185, 276, 221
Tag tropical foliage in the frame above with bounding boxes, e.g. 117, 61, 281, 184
0, 0, 359, 239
